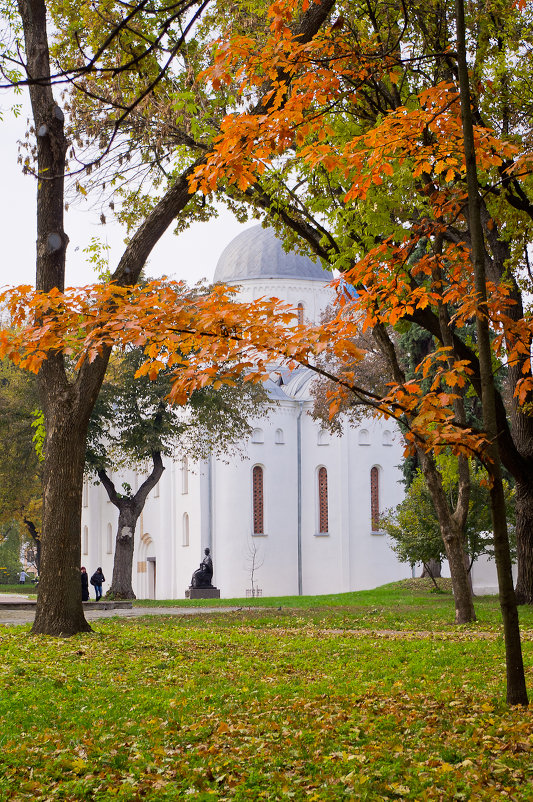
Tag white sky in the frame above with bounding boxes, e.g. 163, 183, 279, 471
0, 101, 255, 290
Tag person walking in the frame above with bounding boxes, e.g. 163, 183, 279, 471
81, 567, 89, 602
90, 567, 105, 601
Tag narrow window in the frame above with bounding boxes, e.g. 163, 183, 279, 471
106, 523, 113, 554
82, 479, 88, 508
252, 466, 264, 535
251, 428, 264, 444
297, 303, 304, 325
183, 513, 190, 547
181, 456, 189, 494
275, 428, 284, 444
82, 525, 88, 555
370, 466, 380, 531
318, 467, 328, 533
154, 480, 160, 498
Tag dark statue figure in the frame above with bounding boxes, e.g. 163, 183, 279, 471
191, 548, 214, 588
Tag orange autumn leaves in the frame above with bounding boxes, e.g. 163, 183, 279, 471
0, 259, 528, 461
190, 4, 517, 210
0, 280, 363, 405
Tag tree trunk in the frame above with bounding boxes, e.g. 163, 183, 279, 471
98, 453, 164, 599
32, 398, 92, 634
371, 323, 475, 622
455, 0, 528, 704
514, 479, 533, 605
418, 449, 476, 624
109, 504, 138, 600
421, 559, 441, 579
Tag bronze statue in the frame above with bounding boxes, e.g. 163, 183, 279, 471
191, 548, 214, 588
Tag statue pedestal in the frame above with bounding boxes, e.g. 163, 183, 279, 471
185, 587, 220, 599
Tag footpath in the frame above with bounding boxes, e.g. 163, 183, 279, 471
0, 594, 238, 627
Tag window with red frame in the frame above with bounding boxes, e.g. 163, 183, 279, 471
318, 467, 328, 533
252, 465, 264, 534
370, 466, 380, 531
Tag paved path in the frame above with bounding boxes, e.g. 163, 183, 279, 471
0, 595, 241, 627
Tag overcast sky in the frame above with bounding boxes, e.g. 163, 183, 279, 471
0, 99, 256, 290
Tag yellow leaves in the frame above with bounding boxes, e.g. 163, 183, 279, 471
68, 756, 88, 775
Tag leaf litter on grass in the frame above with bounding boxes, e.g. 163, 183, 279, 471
0, 601, 531, 800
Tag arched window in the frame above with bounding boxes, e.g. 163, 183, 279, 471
359, 429, 370, 446
275, 428, 284, 444
370, 466, 380, 531
154, 479, 160, 498
182, 513, 190, 547
106, 523, 113, 554
82, 479, 88, 508
251, 428, 264, 444
382, 429, 392, 446
318, 429, 329, 446
181, 457, 189, 495
252, 466, 264, 535
82, 526, 89, 555
318, 467, 328, 533
297, 303, 304, 325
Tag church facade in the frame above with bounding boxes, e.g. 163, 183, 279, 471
81, 225, 414, 599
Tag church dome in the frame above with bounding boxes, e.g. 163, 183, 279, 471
214, 224, 331, 283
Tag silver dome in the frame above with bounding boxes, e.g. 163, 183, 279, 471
213, 225, 331, 283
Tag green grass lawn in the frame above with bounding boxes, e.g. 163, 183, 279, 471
0, 580, 532, 800
0, 583, 38, 594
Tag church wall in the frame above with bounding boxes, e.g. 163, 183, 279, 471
81, 405, 411, 600
296, 413, 410, 595
299, 411, 346, 595
346, 421, 410, 590
133, 455, 204, 599
211, 404, 300, 598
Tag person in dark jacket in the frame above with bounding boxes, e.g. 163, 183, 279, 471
81, 567, 89, 602
90, 567, 105, 601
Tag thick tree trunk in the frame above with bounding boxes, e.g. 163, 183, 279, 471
514, 479, 533, 605
32, 399, 92, 634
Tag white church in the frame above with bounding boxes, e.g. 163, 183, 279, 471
81, 225, 497, 599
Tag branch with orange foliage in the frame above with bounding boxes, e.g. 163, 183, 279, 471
0, 277, 502, 462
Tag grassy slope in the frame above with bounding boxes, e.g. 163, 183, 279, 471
133, 578, 533, 630
0, 580, 531, 800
